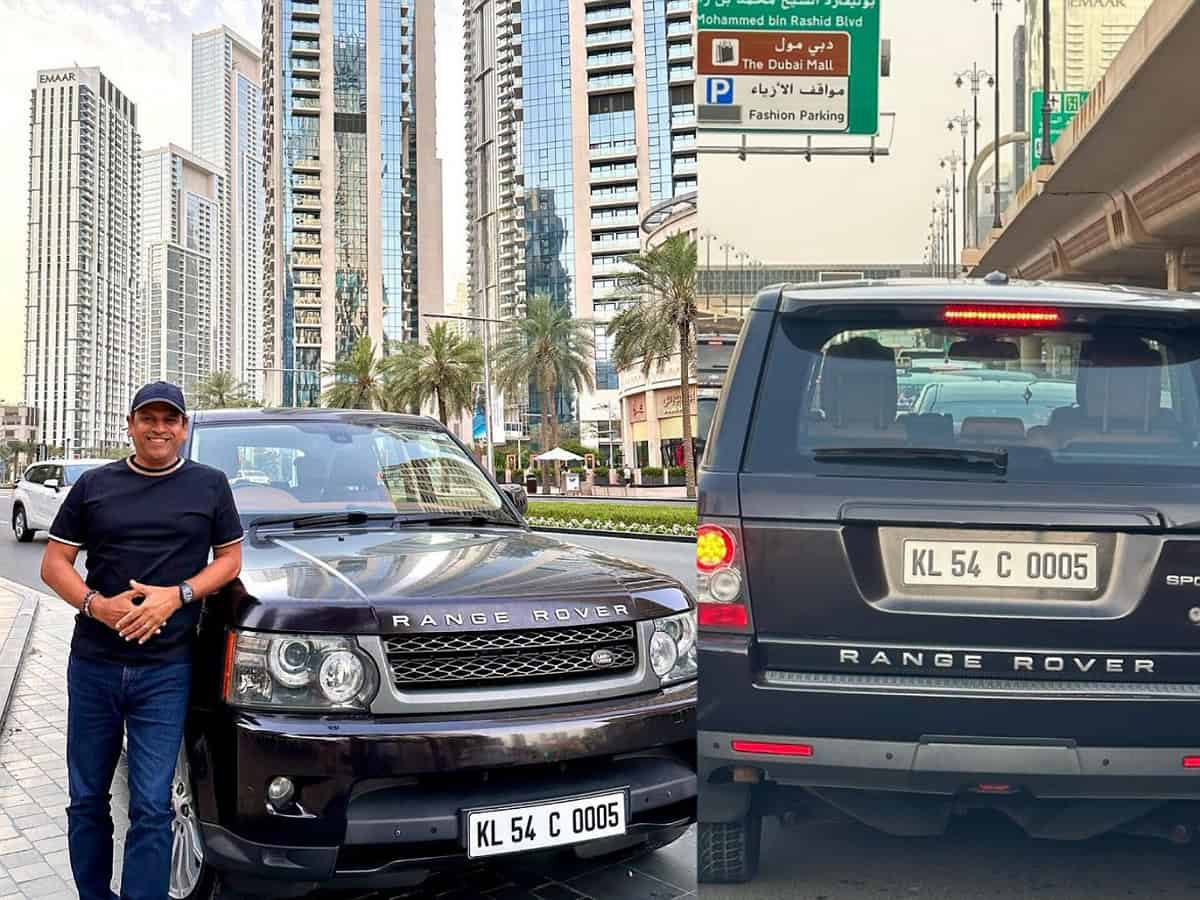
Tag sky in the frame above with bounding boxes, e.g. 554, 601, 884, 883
0, 0, 467, 404
700, 0, 1027, 266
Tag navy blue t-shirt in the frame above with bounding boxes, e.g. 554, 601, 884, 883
49, 457, 244, 665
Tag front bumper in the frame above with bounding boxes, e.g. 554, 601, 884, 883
195, 682, 696, 888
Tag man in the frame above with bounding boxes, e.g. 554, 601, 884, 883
40, 382, 243, 900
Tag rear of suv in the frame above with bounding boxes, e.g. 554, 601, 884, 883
697, 278, 1200, 883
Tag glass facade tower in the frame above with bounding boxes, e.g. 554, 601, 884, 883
263, 0, 444, 407
464, 0, 696, 450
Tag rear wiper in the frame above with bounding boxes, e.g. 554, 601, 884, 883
813, 447, 1008, 473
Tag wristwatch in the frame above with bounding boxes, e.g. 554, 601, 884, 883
179, 582, 195, 606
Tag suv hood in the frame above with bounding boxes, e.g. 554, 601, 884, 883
224, 527, 691, 634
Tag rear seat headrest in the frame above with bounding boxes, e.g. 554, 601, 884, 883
821, 337, 898, 429
1077, 338, 1162, 431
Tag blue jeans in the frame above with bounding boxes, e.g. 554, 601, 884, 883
67, 655, 191, 900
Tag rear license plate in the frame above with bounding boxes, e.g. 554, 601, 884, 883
902, 540, 1098, 590
465, 789, 627, 859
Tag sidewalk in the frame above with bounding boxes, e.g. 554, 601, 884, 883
0, 584, 83, 898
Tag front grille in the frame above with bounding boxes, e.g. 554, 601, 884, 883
384, 623, 639, 689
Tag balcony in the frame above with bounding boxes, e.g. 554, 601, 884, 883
591, 211, 640, 229
673, 156, 697, 174
590, 189, 639, 207
668, 42, 693, 60
587, 72, 635, 92
585, 5, 632, 26
672, 134, 697, 152
291, 0, 319, 18
292, 253, 322, 270
585, 28, 633, 48
668, 65, 694, 84
586, 50, 635, 71
292, 77, 320, 96
293, 289, 322, 308
591, 235, 641, 253
292, 62, 320, 79
292, 24, 320, 39
293, 97, 321, 116
291, 38, 320, 58
293, 214, 322, 231
589, 140, 638, 162
666, 20, 692, 36
295, 328, 322, 347
292, 157, 321, 173
292, 174, 321, 193
590, 165, 638, 186
666, 0, 691, 16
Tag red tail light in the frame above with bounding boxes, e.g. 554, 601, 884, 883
732, 740, 814, 758
943, 306, 1061, 327
1183, 756, 1200, 769
697, 520, 749, 631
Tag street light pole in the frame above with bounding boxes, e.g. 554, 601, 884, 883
423, 311, 507, 476
948, 112, 974, 248
700, 232, 718, 310
1039, 0, 1055, 166
939, 153, 962, 273
721, 242, 734, 312
989, 0, 1004, 230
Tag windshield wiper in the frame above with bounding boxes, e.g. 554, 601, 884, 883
249, 511, 398, 531
813, 447, 1008, 473
391, 512, 517, 527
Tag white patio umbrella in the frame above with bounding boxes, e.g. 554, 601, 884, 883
532, 447, 585, 463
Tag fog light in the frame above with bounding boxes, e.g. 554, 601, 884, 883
268, 777, 295, 805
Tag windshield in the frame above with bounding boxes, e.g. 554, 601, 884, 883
189, 420, 509, 519
64, 463, 99, 485
744, 312, 1200, 484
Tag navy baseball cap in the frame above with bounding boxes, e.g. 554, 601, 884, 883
130, 381, 187, 416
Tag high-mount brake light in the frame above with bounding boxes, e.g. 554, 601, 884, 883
696, 524, 736, 573
943, 306, 1061, 327
1183, 756, 1200, 769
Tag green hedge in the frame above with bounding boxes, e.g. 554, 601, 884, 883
594, 466, 610, 478
527, 501, 695, 532
641, 466, 664, 478
668, 466, 686, 478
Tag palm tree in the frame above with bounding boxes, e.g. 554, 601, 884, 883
385, 323, 483, 426
321, 335, 390, 410
493, 295, 595, 481
196, 371, 250, 409
609, 233, 699, 498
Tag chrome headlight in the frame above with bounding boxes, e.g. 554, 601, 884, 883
225, 631, 379, 711
652, 611, 697, 686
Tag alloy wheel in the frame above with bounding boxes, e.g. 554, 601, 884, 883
169, 746, 205, 898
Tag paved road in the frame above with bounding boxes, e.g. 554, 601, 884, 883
703, 809, 1200, 899
0, 494, 696, 899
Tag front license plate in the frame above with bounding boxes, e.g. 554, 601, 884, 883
465, 789, 627, 859
902, 540, 1098, 590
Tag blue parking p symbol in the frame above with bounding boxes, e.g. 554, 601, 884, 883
706, 78, 734, 105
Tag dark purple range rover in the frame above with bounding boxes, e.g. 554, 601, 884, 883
167, 409, 695, 899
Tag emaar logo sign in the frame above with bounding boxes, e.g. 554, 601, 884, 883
39, 71, 77, 85
706, 78, 734, 105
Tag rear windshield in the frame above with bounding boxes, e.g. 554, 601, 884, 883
744, 306, 1200, 484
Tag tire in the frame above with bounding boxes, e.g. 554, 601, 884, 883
168, 745, 218, 900
698, 814, 762, 884
12, 505, 33, 542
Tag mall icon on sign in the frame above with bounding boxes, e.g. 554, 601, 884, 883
712, 38, 738, 67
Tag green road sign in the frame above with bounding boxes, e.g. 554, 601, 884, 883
696, 0, 881, 136
1030, 90, 1089, 160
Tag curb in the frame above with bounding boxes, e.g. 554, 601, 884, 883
530, 526, 695, 544
0, 583, 40, 734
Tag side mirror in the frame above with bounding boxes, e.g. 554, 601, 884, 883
44, 479, 60, 491
500, 483, 528, 516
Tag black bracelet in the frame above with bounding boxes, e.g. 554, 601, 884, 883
81, 590, 99, 618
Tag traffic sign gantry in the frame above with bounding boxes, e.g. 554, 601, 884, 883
696, 0, 881, 136
1031, 90, 1089, 161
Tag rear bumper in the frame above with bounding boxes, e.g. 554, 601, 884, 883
700, 729, 1200, 799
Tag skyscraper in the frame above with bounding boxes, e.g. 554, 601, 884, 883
24, 66, 141, 453
464, 0, 697, 445
193, 26, 265, 400
262, 0, 444, 408
141, 145, 222, 400
1026, 0, 1155, 95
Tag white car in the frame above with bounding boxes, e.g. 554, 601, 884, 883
12, 458, 109, 542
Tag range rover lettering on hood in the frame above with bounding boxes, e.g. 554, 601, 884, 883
392, 604, 631, 630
